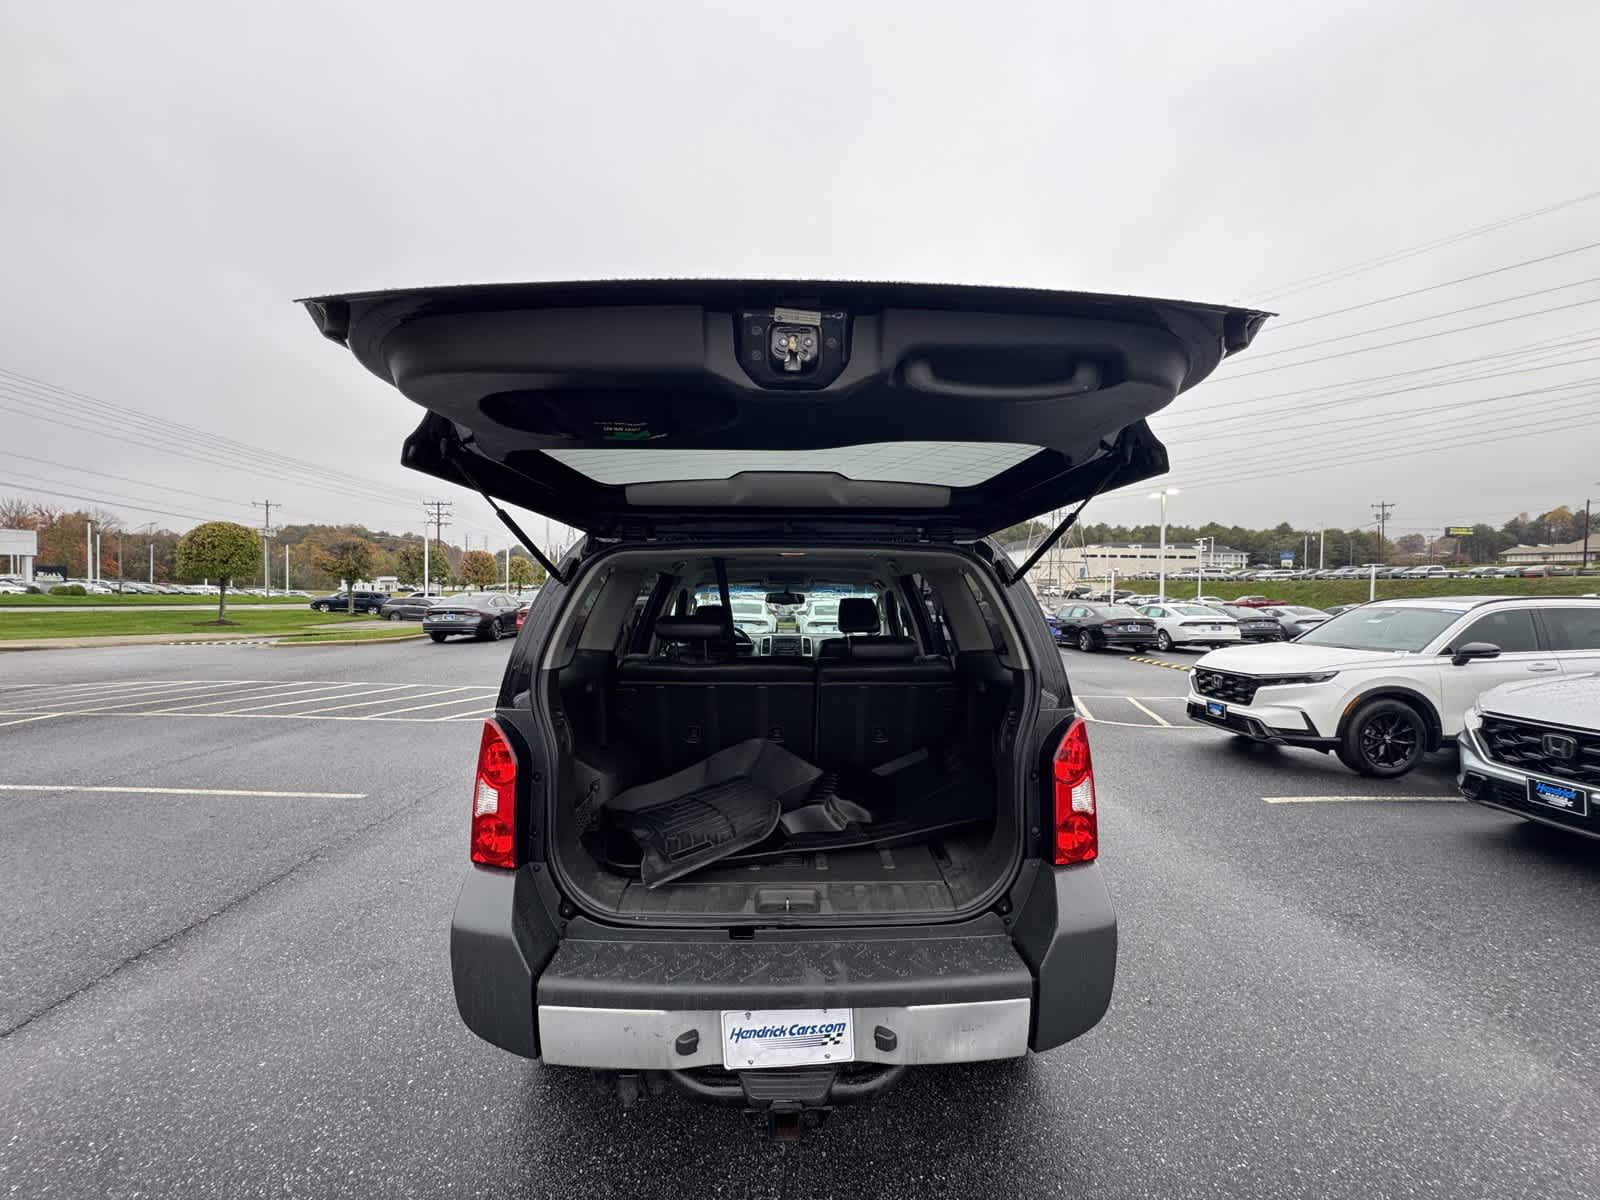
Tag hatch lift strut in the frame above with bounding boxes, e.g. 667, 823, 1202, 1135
1007, 439, 1134, 585
441, 442, 569, 586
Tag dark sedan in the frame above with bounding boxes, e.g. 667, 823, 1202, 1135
422, 592, 521, 642
379, 595, 439, 621
1053, 602, 1158, 652
1208, 604, 1285, 641
308, 589, 388, 613
1256, 604, 1332, 638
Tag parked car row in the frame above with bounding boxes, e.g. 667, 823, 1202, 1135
1182, 596, 1600, 816
1052, 599, 1335, 651
1062, 562, 1598, 586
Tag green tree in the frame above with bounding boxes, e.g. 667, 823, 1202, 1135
508, 555, 535, 590
395, 541, 449, 589
458, 549, 498, 589
175, 521, 262, 622
313, 538, 377, 614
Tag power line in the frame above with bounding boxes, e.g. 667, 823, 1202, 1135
1167, 330, 1600, 420
1170, 390, 1599, 485
0, 478, 216, 525
1243, 276, 1600, 360
1243, 186, 1600, 304
0, 391, 416, 511
1161, 399, 1600, 495
1269, 241, 1600, 329
1167, 376, 1600, 447
0, 449, 251, 510
0, 369, 426, 508
1211, 295, 1600, 382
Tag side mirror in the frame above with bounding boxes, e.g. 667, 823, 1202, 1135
1450, 641, 1501, 667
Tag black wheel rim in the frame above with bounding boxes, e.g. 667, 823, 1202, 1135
1360, 712, 1420, 767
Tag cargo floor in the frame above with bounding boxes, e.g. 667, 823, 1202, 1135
608, 838, 988, 917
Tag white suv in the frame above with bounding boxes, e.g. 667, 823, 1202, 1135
1185, 596, 1600, 776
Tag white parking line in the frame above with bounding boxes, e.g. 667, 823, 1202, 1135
1074, 698, 1094, 720
380, 690, 501, 717
0, 714, 60, 728
49, 680, 268, 711
296, 684, 431, 714
1126, 698, 1171, 727
0, 679, 256, 710
201, 683, 387, 714
0, 784, 367, 799
145, 681, 361, 713
1262, 795, 1464, 804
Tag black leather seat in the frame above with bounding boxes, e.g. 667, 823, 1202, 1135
815, 600, 957, 769
615, 613, 816, 772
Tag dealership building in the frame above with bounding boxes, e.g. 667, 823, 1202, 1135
1000, 540, 1250, 580
1, 528, 38, 584
1499, 540, 1593, 566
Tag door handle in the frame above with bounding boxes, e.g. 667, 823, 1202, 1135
1527, 663, 1560, 673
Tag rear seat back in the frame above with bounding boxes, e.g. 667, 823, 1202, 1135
615, 619, 815, 772
815, 601, 958, 769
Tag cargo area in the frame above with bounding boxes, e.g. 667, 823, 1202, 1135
537, 547, 1036, 924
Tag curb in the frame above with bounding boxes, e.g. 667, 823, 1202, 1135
272, 633, 426, 647
1125, 656, 1191, 672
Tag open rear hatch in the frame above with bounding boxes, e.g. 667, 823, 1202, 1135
299, 279, 1268, 538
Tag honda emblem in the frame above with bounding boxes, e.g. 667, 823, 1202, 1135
1541, 732, 1578, 761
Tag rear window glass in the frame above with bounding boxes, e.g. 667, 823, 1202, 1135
544, 442, 1041, 486
1543, 607, 1600, 651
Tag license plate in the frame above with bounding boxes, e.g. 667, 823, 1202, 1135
1206, 700, 1227, 719
1527, 777, 1588, 816
720, 1007, 854, 1070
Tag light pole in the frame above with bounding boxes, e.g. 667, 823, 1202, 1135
1148, 488, 1179, 602
1195, 536, 1214, 598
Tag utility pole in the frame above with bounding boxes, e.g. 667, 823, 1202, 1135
284, 545, 290, 591
86, 521, 93, 582
1584, 496, 1594, 573
252, 500, 278, 592
1319, 525, 1326, 570
423, 500, 453, 596
1371, 501, 1395, 564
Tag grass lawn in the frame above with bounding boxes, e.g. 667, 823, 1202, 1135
0, 593, 308, 607
0, 608, 380, 640
1131, 575, 1600, 610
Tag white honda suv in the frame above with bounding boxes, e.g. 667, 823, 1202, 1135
1185, 596, 1600, 777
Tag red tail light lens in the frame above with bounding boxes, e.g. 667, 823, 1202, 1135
1051, 718, 1097, 865
471, 720, 518, 868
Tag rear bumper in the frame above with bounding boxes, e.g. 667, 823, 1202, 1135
450, 862, 1116, 1067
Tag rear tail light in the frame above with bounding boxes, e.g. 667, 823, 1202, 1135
470, 720, 519, 868
1051, 718, 1097, 865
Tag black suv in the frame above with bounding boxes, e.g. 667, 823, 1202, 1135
302, 278, 1266, 1124
308, 590, 388, 613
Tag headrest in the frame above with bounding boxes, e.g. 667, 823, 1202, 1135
817, 636, 916, 661
692, 604, 729, 626
654, 615, 726, 642
836, 597, 880, 634
843, 636, 916, 660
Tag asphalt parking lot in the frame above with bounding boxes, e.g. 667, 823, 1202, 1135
2, 640, 1598, 1199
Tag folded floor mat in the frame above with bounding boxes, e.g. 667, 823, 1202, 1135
607, 739, 822, 886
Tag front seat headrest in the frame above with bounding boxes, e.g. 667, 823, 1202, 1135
836, 597, 880, 634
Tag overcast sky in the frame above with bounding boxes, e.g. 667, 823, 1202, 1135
4, 0, 1598, 550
